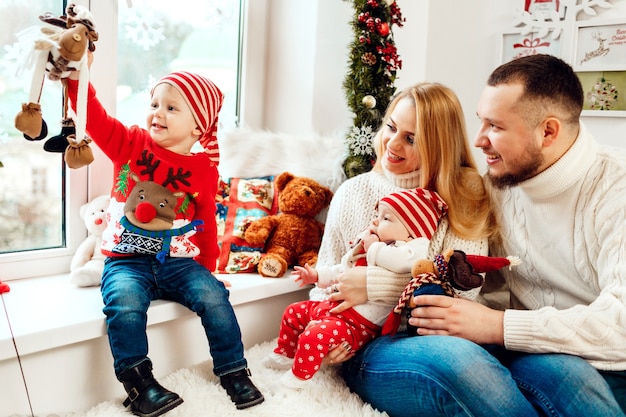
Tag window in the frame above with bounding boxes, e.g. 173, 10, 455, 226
114, 0, 242, 132
0, 0, 246, 280
0, 0, 66, 254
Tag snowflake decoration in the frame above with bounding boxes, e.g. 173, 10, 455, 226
2, 42, 23, 78
201, 0, 237, 31
123, 9, 165, 51
512, 6, 565, 39
347, 125, 375, 156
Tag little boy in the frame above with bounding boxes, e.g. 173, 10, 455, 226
67, 69, 264, 416
262, 188, 447, 392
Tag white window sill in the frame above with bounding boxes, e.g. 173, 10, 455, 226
0, 272, 304, 361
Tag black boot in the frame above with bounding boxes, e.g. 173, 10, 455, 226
118, 359, 183, 417
220, 368, 264, 409
43, 119, 75, 153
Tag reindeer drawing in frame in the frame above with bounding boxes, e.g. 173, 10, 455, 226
581, 30, 610, 66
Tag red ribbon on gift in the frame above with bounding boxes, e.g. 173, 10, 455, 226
513, 37, 550, 49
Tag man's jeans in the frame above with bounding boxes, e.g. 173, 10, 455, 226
101, 256, 247, 377
342, 334, 624, 417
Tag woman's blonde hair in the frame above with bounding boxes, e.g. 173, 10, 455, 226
373, 82, 496, 240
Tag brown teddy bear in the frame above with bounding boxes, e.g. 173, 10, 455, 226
244, 172, 333, 277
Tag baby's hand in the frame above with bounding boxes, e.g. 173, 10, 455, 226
291, 264, 318, 287
361, 230, 380, 251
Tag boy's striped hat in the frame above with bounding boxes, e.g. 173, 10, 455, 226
153, 71, 223, 164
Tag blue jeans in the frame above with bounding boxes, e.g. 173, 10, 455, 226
342, 334, 624, 417
101, 256, 247, 377
599, 370, 626, 413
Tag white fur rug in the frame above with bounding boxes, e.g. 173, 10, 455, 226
66, 339, 387, 417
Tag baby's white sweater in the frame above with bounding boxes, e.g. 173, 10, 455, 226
316, 238, 431, 326
489, 123, 626, 371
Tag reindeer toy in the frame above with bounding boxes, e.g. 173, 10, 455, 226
14, 3, 98, 168
106, 172, 205, 263
381, 248, 521, 335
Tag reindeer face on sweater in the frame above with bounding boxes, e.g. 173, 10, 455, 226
124, 181, 184, 231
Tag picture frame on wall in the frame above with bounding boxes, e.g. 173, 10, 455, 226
524, 0, 566, 19
576, 70, 626, 117
574, 19, 626, 71
573, 19, 626, 117
501, 31, 561, 64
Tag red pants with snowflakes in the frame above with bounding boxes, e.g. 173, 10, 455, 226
273, 300, 379, 380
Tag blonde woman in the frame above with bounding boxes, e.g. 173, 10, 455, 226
316, 82, 528, 416
318, 82, 495, 311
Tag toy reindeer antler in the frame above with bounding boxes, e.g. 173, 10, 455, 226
448, 250, 521, 291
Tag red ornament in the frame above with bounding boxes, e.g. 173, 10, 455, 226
378, 22, 390, 37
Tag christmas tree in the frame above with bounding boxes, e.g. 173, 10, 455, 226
342, 0, 404, 178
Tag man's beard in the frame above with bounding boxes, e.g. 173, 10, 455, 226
486, 145, 544, 189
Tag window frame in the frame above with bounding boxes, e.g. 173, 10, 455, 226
0, 0, 89, 280
0, 0, 267, 281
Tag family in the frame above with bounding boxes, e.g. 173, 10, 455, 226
69, 52, 626, 417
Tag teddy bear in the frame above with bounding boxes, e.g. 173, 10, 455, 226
381, 248, 521, 335
244, 172, 333, 278
69, 194, 109, 287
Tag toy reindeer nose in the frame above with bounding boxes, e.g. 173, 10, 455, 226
134, 202, 157, 224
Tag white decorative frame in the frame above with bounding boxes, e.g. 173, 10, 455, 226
573, 19, 626, 117
509, 1, 626, 118
573, 19, 626, 70
524, 0, 567, 20
512, 0, 623, 41
501, 31, 562, 64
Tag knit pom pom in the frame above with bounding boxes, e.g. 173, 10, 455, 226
505, 255, 522, 269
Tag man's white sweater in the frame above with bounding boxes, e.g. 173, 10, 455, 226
489, 123, 626, 371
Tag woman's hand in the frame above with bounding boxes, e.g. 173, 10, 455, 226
328, 266, 368, 314
408, 295, 505, 345
304, 320, 354, 365
322, 341, 355, 365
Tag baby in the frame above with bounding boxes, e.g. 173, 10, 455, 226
262, 188, 447, 392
